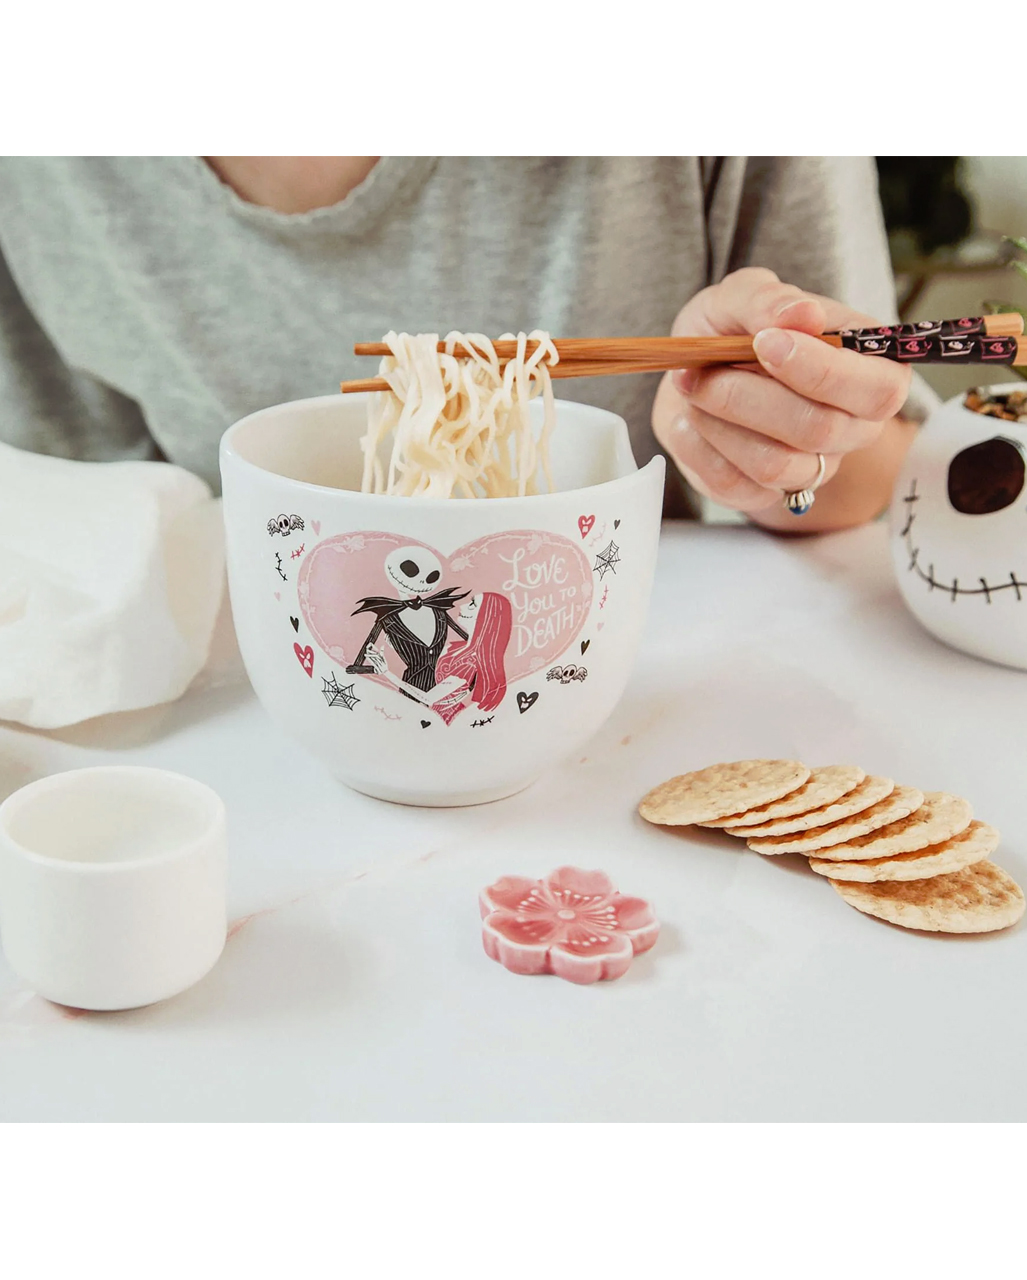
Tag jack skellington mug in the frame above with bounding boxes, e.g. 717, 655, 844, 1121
890, 383, 1027, 670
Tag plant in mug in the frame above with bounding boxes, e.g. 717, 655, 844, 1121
983, 235, 1027, 381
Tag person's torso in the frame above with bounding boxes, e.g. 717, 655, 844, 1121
0, 156, 713, 489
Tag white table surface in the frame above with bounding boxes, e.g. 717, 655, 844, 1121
3, 521, 1026, 1122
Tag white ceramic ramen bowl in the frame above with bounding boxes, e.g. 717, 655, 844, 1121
220, 394, 665, 806
889, 383, 1027, 670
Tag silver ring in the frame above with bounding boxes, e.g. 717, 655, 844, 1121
783, 452, 827, 516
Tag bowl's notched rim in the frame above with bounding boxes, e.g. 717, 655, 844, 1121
219, 393, 665, 509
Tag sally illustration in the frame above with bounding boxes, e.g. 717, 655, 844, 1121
366, 591, 512, 724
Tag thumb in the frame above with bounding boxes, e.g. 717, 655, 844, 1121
675, 267, 829, 338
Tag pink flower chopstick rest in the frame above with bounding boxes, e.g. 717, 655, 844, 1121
479, 866, 659, 984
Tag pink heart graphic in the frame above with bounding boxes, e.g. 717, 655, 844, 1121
597, 621, 605, 631
311, 520, 321, 535
298, 530, 593, 718
294, 643, 314, 677
274, 592, 281, 601
578, 514, 595, 539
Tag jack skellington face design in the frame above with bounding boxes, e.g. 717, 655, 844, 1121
890, 386, 1027, 670
384, 546, 443, 598
346, 544, 469, 693
946, 436, 1026, 519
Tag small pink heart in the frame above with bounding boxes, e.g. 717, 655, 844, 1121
274, 592, 281, 601
311, 520, 321, 535
597, 621, 605, 631
294, 643, 314, 677
578, 514, 595, 539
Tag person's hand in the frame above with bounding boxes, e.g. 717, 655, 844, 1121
652, 268, 912, 516
365, 645, 388, 675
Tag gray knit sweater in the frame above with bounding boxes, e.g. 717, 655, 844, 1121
0, 156, 930, 493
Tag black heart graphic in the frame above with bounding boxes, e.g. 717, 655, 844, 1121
614, 519, 621, 529
290, 616, 300, 632
580, 639, 590, 654
516, 691, 538, 714
420, 720, 431, 728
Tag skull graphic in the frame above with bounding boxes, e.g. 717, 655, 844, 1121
889, 384, 1027, 670
383, 546, 443, 598
267, 513, 304, 537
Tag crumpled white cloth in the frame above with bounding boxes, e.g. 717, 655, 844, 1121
0, 442, 225, 729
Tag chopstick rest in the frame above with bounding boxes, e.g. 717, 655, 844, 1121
479, 866, 660, 984
0, 766, 227, 1011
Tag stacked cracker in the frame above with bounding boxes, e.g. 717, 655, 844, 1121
639, 760, 1025, 934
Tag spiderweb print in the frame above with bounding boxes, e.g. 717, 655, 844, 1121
322, 675, 360, 709
593, 540, 621, 580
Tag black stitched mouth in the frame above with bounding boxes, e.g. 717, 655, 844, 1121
900, 478, 1027, 602
386, 562, 433, 593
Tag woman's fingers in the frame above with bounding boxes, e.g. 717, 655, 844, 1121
685, 365, 881, 455
681, 268, 828, 339
683, 406, 841, 494
667, 415, 782, 513
657, 267, 913, 519
752, 327, 911, 423
675, 267, 909, 430
681, 267, 885, 340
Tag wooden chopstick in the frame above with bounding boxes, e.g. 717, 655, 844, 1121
341, 314, 1027, 394
352, 314, 1023, 361
354, 335, 809, 364
340, 355, 716, 395
341, 339, 833, 393
978, 312, 1025, 336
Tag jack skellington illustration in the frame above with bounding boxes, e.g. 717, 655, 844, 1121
890, 387, 1027, 670
346, 546, 470, 696
366, 589, 512, 725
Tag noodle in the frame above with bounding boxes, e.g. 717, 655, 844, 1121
359, 330, 559, 499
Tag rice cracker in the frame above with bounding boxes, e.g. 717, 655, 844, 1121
702, 765, 865, 828
809, 820, 1000, 882
746, 784, 924, 855
832, 861, 1024, 933
638, 759, 810, 827
727, 774, 895, 837
804, 792, 972, 861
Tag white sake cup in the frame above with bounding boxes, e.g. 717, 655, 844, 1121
0, 766, 227, 1010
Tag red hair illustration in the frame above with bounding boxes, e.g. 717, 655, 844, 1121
433, 592, 512, 724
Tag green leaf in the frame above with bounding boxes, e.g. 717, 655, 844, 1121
983, 300, 1026, 315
